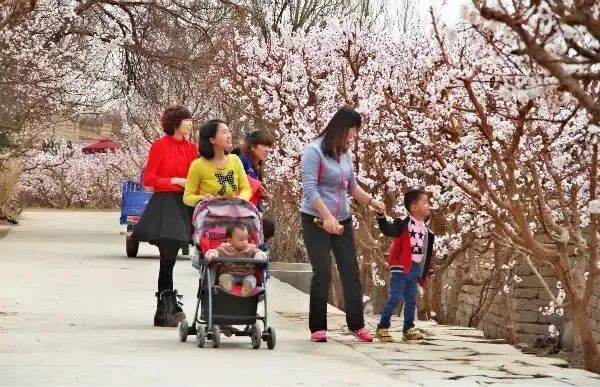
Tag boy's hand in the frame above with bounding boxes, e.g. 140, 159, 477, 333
255, 252, 268, 261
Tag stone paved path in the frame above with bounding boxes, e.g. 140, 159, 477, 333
280, 312, 600, 385
1, 210, 600, 386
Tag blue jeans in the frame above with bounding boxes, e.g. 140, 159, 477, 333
378, 264, 421, 332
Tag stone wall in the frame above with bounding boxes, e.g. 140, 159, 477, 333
445, 262, 600, 351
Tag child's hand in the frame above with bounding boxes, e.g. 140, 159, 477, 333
255, 252, 268, 261
205, 250, 218, 261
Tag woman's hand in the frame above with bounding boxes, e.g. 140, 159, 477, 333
171, 177, 187, 187
370, 199, 385, 214
323, 215, 344, 235
258, 185, 269, 199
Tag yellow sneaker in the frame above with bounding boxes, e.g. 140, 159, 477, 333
402, 327, 424, 341
375, 327, 394, 343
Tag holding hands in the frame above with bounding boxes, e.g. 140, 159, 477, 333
369, 198, 385, 214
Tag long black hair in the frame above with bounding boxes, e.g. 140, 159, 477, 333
198, 119, 227, 159
317, 106, 361, 158
241, 130, 274, 181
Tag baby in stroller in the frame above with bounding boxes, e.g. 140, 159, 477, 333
179, 197, 276, 349
205, 222, 267, 297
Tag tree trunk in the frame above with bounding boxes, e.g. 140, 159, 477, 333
431, 275, 446, 324
446, 267, 464, 325
572, 299, 600, 373
417, 286, 427, 320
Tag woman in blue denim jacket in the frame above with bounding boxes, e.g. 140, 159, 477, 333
300, 106, 385, 343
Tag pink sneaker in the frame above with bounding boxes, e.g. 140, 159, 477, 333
311, 330, 328, 342
350, 328, 373, 342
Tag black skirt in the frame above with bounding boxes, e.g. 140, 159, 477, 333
132, 192, 193, 243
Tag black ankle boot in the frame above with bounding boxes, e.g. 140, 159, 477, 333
160, 289, 186, 327
154, 291, 168, 327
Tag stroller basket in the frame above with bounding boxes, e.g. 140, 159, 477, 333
201, 287, 264, 326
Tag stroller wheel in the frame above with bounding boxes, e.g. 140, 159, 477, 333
251, 323, 262, 350
196, 325, 206, 348
266, 327, 276, 350
212, 325, 221, 348
179, 320, 189, 342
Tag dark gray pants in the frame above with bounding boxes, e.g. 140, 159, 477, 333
301, 213, 365, 333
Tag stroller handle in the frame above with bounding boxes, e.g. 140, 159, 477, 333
200, 257, 269, 267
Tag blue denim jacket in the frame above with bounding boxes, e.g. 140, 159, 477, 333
300, 138, 357, 221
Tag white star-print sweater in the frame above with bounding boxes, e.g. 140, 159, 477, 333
376, 214, 435, 285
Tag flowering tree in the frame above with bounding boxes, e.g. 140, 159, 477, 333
471, 1, 600, 125
216, 22, 477, 310
0, 0, 236, 159
18, 133, 146, 208
217, 18, 600, 371
410, 19, 600, 371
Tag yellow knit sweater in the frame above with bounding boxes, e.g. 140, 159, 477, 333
183, 154, 252, 206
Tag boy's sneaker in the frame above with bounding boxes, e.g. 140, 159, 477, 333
350, 328, 373, 342
402, 327, 424, 341
311, 330, 328, 342
375, 327, 394, 343
241, 279, 253, 297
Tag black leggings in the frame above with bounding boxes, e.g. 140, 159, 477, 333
157, 238, 181, 292
301, 213, 365, 332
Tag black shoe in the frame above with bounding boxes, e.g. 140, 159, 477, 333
160, 289, 186, 327
154, 291, 168, 327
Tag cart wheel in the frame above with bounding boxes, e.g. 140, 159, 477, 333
266, 327, 276, 350
196, 325, 206, 348
212, 325, 221, 348
181, 244, 190, 256
179, 320, 189, 342
126, 236, 139, 257
251, 323, 262, 349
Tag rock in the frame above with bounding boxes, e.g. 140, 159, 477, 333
514, 288, 540, 299
516, 342, 531, 352
515, 322, 551, 336
516, 311, 540, 323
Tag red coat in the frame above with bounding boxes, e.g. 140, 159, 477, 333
248, 176, 264, 207
378, 215, 435, 286
142, 135, 197, 192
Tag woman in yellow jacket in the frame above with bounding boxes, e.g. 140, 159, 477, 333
184, 119, 252, 207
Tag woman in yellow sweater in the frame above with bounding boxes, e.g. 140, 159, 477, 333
184, 119, 251, 207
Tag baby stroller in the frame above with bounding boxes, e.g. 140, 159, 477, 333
178, 198, 276, 350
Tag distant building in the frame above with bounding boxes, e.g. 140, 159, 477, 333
43, 114, 123, 146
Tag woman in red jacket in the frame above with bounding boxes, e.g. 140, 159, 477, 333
132, 106, 198, 327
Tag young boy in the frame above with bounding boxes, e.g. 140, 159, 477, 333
205, 222, 267, 297
375, 189, 435, 342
